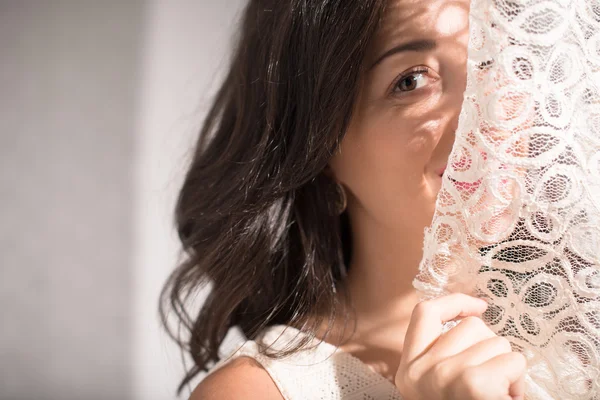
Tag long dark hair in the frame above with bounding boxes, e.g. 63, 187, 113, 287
159, 0, 386, 395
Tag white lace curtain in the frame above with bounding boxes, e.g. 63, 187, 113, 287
414, 0, 600, 399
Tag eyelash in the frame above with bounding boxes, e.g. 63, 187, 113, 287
390, 66, 435, 96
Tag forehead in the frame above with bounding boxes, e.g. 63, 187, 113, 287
368, 0, 470, 59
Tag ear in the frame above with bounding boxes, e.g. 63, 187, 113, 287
322, 163, 336, 180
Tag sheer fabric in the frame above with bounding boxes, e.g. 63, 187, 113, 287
414, 0, 600, 399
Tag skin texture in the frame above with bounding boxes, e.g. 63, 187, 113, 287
191, 357, 285, 400
325, 0, 470, 380
192, 0, 528, 398
323, 2, 527, 398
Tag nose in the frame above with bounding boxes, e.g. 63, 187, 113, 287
439, 33, 468, 150
430, 55, 467, 165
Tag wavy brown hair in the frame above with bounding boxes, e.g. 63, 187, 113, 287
159, 0, 386, 395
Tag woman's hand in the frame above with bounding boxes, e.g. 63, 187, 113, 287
395, 293, 527, 400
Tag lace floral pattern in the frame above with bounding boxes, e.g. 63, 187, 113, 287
414, 0, 600, 399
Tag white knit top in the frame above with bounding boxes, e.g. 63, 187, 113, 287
205, 324, 403, 399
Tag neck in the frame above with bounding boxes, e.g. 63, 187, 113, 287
343, 206, 426, 321
312, 206, 430, 352
305, 206, 432, 381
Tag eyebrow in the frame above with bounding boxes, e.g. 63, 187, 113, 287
369, 39, 438, 70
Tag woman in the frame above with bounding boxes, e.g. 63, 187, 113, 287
160, 0, 528, 398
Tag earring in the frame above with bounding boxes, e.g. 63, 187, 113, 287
333, 181, 347, 215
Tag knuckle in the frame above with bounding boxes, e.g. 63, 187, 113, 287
460, 316, 495, 338
492, 336, 513, 353
413, 300, 435, 316
431, 360, 453, 385
457, 368, 485, 397
397, 360, 421, 390
508, 351, 528, 370
459, 368, 479, 385
405, 362, 423, 385
397, 361, 428, 400
460, 316, 486, 332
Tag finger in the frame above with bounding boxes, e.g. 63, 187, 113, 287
403, 294, 489, 362
429, 316, 496, 358
509, 373, 526, 400
442, 336, 513, 370
473, 352, 527, 398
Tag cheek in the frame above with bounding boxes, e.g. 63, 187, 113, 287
405, 118, 444, 156
358, 115, 444, 183
332, 114, 444, 210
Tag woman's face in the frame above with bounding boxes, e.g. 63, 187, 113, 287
329, 0, 470, 243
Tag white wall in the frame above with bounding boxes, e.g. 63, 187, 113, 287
1, 2, 144, 399
1, 1, 246, 399
133, 1, 246, 399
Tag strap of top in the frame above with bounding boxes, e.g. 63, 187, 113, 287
205, 324, 403, 400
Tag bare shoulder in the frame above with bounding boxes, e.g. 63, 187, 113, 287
189, 356, 284, 400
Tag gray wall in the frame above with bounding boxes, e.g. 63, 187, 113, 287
0, 2, 145, 399
1, 1, 247, 399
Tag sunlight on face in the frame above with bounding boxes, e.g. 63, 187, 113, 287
329, 0, 470, 243
436, 3, 470, 37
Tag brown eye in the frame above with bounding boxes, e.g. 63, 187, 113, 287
392, 67, 437, 95
398, 74, 420, 91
